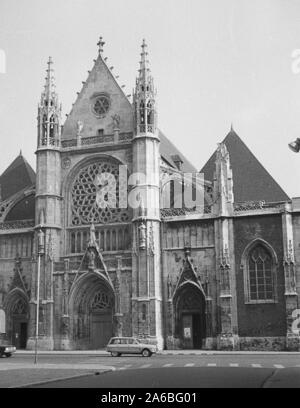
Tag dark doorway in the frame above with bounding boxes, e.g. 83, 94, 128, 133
90, 312, 113, 349
12, 319, 28, 349
9, 297, 29, 349
175, 285, 206, 349
20, 322, 28, 349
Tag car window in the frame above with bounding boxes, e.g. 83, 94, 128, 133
134, 339, 140, 344
127, 339, 134, 344
120, 339, 128, 344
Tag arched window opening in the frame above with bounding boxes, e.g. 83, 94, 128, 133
147, 100, 154, 125
242, 241, 278, 304
42, 114, 47, 145
49, 115, 56, 145
248, 245, 274, 301
139, 100, 145, 125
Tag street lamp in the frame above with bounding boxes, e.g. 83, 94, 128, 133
34, 227, 45, 364
288, 138, 300, 153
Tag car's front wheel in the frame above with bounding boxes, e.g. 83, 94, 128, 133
141, 349, 152, 357
4, 353, 12, 358
111, 351, 121, 357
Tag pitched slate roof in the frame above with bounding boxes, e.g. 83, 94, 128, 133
200, 129, 290, 203
159, 129, 197, 173
0, 153, 36, 201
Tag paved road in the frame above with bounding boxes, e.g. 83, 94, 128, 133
5, 352, 300, 369
1, 353, 299, 388
30, 367, 300, 388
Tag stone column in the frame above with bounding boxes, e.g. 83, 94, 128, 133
60, 258, 71, 350
213, 143, 239, 350
113, 256, 123, 337
282, 204, 300, 351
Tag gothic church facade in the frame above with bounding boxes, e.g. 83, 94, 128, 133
0, 38, 299, 351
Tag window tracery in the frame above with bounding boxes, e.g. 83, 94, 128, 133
248, 245, 274, 301
12, 298, 27, 315
70, 159, 130, 225
242, 241, 278, 304
91, 291, 112, 311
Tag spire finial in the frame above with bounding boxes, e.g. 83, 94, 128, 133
134, 39, 157, 135
19, 149, 22, 156
42, 56, 56, 102
97, 36, 105, 54
230, 123, 234, 132
140, 38, 149, 71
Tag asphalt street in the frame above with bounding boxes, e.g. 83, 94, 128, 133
0, 352, 299, 388
30, 367, 299, 388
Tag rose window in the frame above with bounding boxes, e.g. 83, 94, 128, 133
70, 159, 130, 225
92, 95, 110, 116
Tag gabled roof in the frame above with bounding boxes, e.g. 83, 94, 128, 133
61, 44, 133, 141
200, 129, 290, 203
159, 130, 197, 173
0, 153, 36, 201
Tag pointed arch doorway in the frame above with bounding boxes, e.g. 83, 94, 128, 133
174, 283, 206, 349
69, 273, 115, 350
4, 289, 29, 349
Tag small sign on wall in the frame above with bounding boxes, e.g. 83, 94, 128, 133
0, 309, 5, 333
184, 327, 191, 339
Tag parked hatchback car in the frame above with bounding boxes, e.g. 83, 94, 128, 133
106, 337, 157, 357
0, 342, 16, 358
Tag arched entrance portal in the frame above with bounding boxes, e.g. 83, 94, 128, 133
174, 284, 206, 349
4, 289, 29, 349
70, 273, 114, 350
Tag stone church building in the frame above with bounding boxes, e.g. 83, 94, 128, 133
0, 38, 299, 351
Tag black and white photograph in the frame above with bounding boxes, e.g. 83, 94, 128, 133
0, 0, 299, 394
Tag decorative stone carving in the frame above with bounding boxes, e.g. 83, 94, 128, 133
148, 222, 155, 255
111, 114, 120, 130
62, 157, 71, 169
91, 291, 112, 311
61, 315, 70, 336
283, 239, 297, 294
76, 120, 84, 136
9, 256, 30, 297
70, 159, 130, 225
87, 248, 96, 270
138, 222, 146, 249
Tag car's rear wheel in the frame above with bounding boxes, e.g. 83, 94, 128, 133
4, 353, 12, 358
111, 351, 121, 357
142, 349, 152, 357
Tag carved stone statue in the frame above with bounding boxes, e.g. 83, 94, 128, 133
87, 248, 96, 269
88, 223, 97, 247
76, 120, 84, 136
111, 114, 120, 130
61, 315, 70, 336
138, 222, 146, 249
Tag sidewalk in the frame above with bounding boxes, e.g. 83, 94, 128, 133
0, 366, 113, 388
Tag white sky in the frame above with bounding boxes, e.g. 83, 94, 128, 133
0, 0, 300, 198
